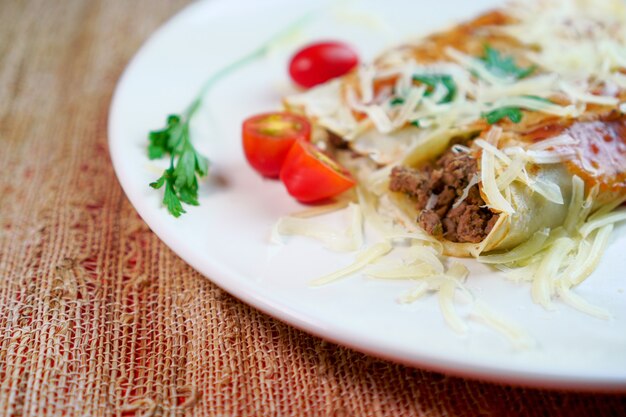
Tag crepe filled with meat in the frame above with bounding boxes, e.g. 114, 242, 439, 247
284, 0, 626, 257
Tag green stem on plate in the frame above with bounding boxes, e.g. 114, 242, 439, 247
149, 10, 317, 217
184, 11, 316, 119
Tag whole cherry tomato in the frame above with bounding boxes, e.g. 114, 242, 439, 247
279, 140, 356, 203
242, 112, 311, 178
289, 41, 359, 89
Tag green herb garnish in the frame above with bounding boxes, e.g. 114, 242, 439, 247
481, 95, 552, 125
480, 45, 536, 80
390, 97, 405, 106
412, 74, 457, 103
149, 111, 209, 217
482, 107, 523, 124
147, 13, 313, 217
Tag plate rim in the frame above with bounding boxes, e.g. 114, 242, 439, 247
108, 0, 626, 392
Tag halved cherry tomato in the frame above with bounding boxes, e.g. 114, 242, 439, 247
279, 140, 356, 203
242, 112, 311, 178
289, 41, 359, 89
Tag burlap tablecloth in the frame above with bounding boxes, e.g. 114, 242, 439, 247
1, 0, 625, 415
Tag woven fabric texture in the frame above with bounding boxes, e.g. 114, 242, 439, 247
1, 0, 625, 416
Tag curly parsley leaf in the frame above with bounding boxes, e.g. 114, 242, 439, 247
482, 107, 523, 124
148, 114, 209, 217
481, 45, 536, 80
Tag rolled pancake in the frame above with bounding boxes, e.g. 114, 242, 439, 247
388, 135, 574, 257
282, 1, 626, 258
387, 118, 626, 257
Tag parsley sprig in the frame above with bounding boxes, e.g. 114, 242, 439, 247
148, 109, 209, 217
480, 45, 536, 80
147, 13, 313, 217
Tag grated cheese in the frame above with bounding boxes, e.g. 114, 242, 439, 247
527, 177, 565, 205
528, 134, 577, 151
478, 229, 550, 264
271, 203, 363, 252
495, 156, 525, 190
579, 208, 626, 238
474, 138, 511, 164
531, 237, 575, 309
364, 263, 438, 280
280, 0, 626, 343
398, 282, 430, 304
556, 281, 612, 320
559, 81, 620, 106
453, 173, 481, 209
286, 0, 626, 148
445, 47, 512, 85
568, 224, 614, 286
470, 301, 536, 349
309, 242, 393, 286
480, 130, 515, 214
425, 193, 438, 211
563, 175, 585, 233
438, 280, 468, 334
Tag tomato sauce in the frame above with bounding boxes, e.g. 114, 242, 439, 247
522, 120, 568, 142
563, 119, 626, 192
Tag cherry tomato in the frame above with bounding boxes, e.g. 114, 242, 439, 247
242, 112, 311, 178
289, 41, 359, 89
279, 140, 356, 203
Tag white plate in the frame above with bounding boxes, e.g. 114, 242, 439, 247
109, 0, 626, 390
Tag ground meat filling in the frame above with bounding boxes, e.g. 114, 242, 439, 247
326, 130, 350, 149
389, 149, 498, 243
